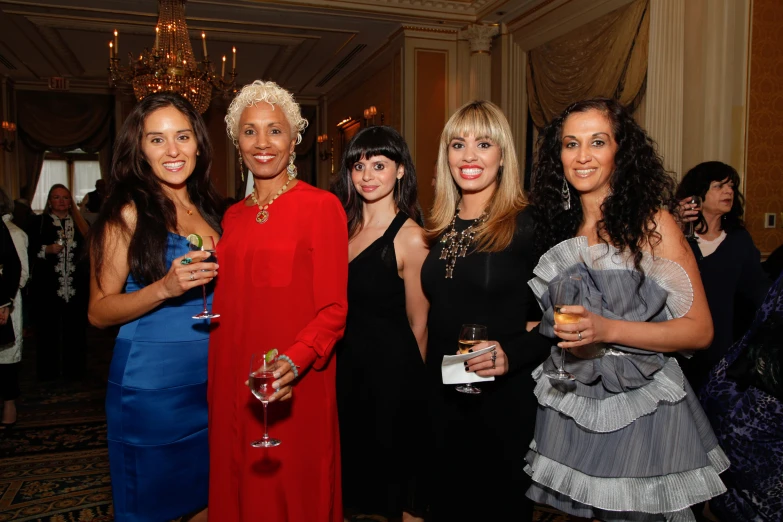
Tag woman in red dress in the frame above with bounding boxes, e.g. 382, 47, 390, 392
208, 80, 348, 521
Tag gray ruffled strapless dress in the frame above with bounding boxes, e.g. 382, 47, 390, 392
525, 237, 729, 522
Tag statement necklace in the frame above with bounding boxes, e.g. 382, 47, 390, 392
439, 207, 487, 279
249, 175, 294, 224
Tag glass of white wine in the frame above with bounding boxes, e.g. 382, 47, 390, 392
249, 351, 281, 448
545, 275, 582, 381
456, 324, 488, 395
685, 195, 702, 239
192, 235, 220, 320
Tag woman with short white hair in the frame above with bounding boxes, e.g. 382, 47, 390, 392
208, 80, 348, 522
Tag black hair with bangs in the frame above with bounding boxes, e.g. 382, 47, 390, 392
331, 125, 422, 238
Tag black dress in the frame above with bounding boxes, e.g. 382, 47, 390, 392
26, 213, 89, 381
421, 209, 550, 522
336, 211, 428, 518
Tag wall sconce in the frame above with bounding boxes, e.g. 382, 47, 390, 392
363, 106, 377, 126
1, 121, 16, 153
317, 134, 332, 161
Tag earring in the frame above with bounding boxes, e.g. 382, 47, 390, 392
287, 152, 298, 179
237, 152, 245, 182
396, 177, 401, 204
561, 177, 571, 211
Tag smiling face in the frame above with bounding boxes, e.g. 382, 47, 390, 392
560, 109, 618, 199
350, 154, 403, 205
141, 106, 198, 189
238, 103, 296, 180
48, 187, 72, 216
447, 134, 503, 196
701, 177, 735, 218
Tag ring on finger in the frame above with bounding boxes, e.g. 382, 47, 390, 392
189, 271, 196, 281
577, 331, 582, 342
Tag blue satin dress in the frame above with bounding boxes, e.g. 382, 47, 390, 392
106, 233, 211, 521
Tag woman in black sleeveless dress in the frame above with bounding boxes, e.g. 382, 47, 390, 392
421, 101, 551, 522
332, 126, 429, 521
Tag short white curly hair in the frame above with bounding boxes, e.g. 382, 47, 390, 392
225, 80, 309, 146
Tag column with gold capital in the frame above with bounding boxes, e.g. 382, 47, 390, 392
459, 24, 499, 101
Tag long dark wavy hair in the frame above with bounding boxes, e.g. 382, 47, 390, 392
675, 161, 745, 234
530, 98, 676, 277
331, 126, 422, 238
91, 92, 223, 287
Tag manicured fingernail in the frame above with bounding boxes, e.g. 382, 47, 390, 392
468, 349, 473, 353
464, 366, 470, 372
273, 372, 280, 379
272, 381, 280, 390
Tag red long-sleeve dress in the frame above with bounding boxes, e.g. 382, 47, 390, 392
208, 182, 348, 522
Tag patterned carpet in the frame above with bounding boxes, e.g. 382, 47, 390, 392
0, 328, 571, 522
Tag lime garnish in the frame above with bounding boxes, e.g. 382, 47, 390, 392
186, 233, 203, 249
265, 349, 279, 363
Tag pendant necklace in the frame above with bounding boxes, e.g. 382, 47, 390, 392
439, 207, 487, 279
249, 175, 294, 224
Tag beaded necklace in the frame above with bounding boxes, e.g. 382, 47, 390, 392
249, 175, 294, 224
439, 208, 487, 279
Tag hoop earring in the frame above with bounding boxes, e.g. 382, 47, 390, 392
561, 177, 571, 211
238, 152, 245, 183
287, 152, 298, 179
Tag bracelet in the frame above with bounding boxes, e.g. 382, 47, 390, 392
278, 354, 299, 380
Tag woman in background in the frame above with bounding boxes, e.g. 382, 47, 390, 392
0, 188, 25, 429
332, 126, 429, 522
26, 184, 89, 381
209, 80, 347, 522
422, 100, 550, 522
527, 98, 726, 521
676, 161, 770, 392
89, 92, 222, 522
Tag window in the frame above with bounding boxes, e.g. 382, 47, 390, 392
31, 149, 101, 213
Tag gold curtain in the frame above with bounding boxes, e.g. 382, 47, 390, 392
527, 0, 649, 129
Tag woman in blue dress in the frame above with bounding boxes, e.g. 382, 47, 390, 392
88, 92, 223, 522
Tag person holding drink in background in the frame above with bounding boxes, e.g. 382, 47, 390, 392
675, 161, 770, 393
421, 100, 551, 522
26, 184, 90, 381
208, 80, 348, 522
88, 92, 223, 522
332, 126, 429, 522
526, 98, 727, 521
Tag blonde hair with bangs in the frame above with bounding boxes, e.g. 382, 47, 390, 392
225, 80, 308, 146
427, 100, 527, 252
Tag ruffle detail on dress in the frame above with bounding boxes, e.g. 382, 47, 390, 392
524, 442, 728, 515
532, 357, 687, 432
529, 236, 694, 320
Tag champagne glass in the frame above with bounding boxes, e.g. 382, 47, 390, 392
192, 235, 220, 320
545, 275, 582, 381
456, 324, 487, 395
249, 352, 282, 448
685, 195, 702, 239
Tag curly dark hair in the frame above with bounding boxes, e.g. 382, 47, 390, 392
90, 92, 223, 288
530, 98, 676, 277
331, 125, 422, 238
675, 161, 745, 234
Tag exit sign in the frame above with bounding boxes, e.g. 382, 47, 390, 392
48, 77, 70, 91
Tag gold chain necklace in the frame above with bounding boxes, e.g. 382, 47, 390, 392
439, 207, 487, 279
249, 175, 294, 224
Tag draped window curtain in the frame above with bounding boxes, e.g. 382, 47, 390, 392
527, 0, 650, 129
16, 92, 114, 200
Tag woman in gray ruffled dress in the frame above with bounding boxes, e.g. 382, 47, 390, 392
526, 98, 728, 521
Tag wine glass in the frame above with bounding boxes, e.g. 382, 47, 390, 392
684, 195, 702, 239
545, 275, 582, 381
456, 324, 488, 395
249, 352, 282, 448
192, 235, 220, 320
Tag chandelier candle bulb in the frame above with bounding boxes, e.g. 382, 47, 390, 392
201, 32, 207, 60
221, 55, 226, 77
232, 46, 236, 71
154, 26, 160, 50
109, 41, 113, 60
114, 30, 118, 56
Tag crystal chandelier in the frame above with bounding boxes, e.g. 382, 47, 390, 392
108, 0, 237, 114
